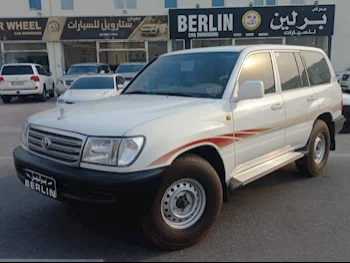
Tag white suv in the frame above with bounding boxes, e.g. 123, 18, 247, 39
0, 63, 54, 103
14, 45, 345, 250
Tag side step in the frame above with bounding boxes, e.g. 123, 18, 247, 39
229, 152, 304, 192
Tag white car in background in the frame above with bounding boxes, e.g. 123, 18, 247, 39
56, 74, 128, 107
115, 63, 146, 82
342, 92, 350, 130
0, 63, 54, 104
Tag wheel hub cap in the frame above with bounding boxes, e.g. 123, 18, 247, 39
161, 178, 206, 230
314, 133, 326, 164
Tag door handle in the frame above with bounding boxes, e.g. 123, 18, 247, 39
271, 103, 283, 111
307, 95, 316, 102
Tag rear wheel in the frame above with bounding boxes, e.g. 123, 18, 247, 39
1, 96, 11, 104
141, 154, 223, 250
49, 84, 55, 98
296, 120, 330, 177
39, 87, 47, 102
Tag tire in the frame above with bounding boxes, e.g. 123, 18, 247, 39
296, 120, 330, 177
39, 87, 47, 102
49, 84, 55, 98
1, 96, 11, 104
141, 154, 223, 250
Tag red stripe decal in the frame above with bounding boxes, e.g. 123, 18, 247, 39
149, 135, 235, 167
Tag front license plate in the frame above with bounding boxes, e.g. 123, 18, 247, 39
24, 169, 57, 199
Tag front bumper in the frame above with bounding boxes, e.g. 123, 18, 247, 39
13, 147, 165, 208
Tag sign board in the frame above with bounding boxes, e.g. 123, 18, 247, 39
169, 5, 335, 40
0, 16, 169, 41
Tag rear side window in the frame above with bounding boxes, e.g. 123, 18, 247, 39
302, 51, 331, 86
275, 52, 301, 91
239, 52, 276, 95
294, 52, 309, 88
1, 66, 34, 75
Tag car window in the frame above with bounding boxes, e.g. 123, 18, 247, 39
69, 77, 114, 90
116, 64, 145, 73
294, 52, 309, 88
1, 65, 34, 75
238, 52, 276, 95
275, 52, 301, 92
102, 65, 110, 73
301, 51, 331, 86
116, 77, 124, 84
67, 66, 98, 75
36, 66, 48, 76
123, 52, 241, 99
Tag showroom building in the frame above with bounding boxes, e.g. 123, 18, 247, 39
0, 0, 348, 82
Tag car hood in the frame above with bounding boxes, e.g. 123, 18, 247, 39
60, 89, 118, 103
343, 93, 350, 106
29, 95, 216, 136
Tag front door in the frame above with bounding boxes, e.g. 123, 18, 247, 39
232, 51, 286, 169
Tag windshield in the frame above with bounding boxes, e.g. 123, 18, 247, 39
116, 64, 145, 73
67, 66, 98, 75
1, 66, 34, 75
69, 77, 114, 90
123, 52, 240, 99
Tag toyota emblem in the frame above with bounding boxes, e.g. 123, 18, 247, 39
41, 137, 51, 150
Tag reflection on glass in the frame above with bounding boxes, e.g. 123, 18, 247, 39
63, 42, 97, 70
70, 77, 115, 90
67, 65, 98, 75
124, 52, 241, 99
192, 39, 232, 48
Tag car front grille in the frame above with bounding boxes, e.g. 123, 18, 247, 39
343, 74, 350, 81
28, 126, 86, 166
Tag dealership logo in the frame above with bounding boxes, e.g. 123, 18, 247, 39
242, 10, 261, 31
48, 21, 60, 33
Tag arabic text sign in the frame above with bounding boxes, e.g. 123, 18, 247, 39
169, 5, 335, 39
61, 16, 146, 40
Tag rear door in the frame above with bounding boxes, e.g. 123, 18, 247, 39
36, 66, 50, 89
0, 65, 36, 91
274, 51, 319, 150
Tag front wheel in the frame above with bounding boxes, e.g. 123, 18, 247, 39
141, 154, 223, 250
296, 120, 330, 177
39, 87, 47, 102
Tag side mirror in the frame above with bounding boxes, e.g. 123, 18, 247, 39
123, 81, 130, 89
117, 84, 124, 90
237, 81, 265, 101
100, 70, 106, 74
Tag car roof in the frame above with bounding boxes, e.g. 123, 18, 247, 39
162, 44, 326, 57
78, 73, 121, 78
118, 62, 146, 65
2, 63, 41, 67
71, 63, 109, 67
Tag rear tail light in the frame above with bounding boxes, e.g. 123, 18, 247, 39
30, 76, 40, 82
0, 77, 4, 82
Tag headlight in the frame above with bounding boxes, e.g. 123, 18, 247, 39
21, 121, 29, 146
118, 137, 145, 167
82, 138, 120, 165
81, 136, 145, 166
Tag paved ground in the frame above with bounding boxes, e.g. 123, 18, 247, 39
1, 98, 350, 261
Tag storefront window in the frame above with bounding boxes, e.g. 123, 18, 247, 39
235, 38, 282, 45
148, 41, 167, 61
172, 40, 184, 52
3, 42, 49, 71
191, 39, 232, 48
286, 36, 328, 54
100, 42, 145, 49
63, 42, 97, 71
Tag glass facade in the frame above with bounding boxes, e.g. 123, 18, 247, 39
63, 42, 97, 71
